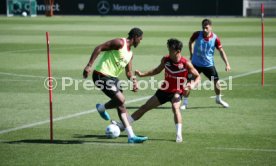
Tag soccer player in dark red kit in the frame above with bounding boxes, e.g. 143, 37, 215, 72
181, 18, 231, 110
113, 38, 200, 142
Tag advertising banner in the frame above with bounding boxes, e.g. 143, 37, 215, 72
34, 0, 242, 16
1, 0, 243, 16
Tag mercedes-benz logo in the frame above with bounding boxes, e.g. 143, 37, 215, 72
78, 3, 85, 11
97, 1, 110, 15
172, 4, 179, 11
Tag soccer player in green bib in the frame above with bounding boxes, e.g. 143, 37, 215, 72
83, 28, 148, 143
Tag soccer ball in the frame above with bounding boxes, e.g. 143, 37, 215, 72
22, 11, 27, 17
105, 124, 120, 138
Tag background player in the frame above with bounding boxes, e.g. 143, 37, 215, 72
181, 18, 231, 110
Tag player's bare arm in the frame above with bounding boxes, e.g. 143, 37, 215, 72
188, 39, 195, 60
135, 58, 165, 77
83, 38, 124, 79
125, 56, 138, 92
188, 31, 199, 60
186, 61, 201, 90
218, 47, 231, 72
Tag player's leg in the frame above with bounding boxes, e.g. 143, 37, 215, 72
94, 75, 137, 121
202, 66, 229, 108
181, 66, 202, 110
112, 89, 167, 131
113, 91, 148, 143
112, 94, 162, 131
181, 87, 190, 110
95, 78, 147, 143
104, 92, 125, 109
171, 93, 183, 143
131, 95, 161, 121
92, 72, 115, 120
214, 79, 229, 108
214, 79, 220, 96
92, 72, 147, 143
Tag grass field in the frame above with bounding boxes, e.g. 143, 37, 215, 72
0, 16, 276, 165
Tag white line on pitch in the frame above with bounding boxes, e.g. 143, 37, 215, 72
1, 66, 275, 82
229, 83, 276, 86
208, 66, 276, 98
206, 147, 276, 153
0, 79, 42, 82
221, 66, 276, 81
0, 66, 275, 135
0, 139, 8, 143
0, 46, 88, 54
0, 72, 46, 79
0, 96, 151, 135
0, 72, 82, 81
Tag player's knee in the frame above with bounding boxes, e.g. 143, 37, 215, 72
117, 99, 125, 106
172, 94, 181, 103
114, 95, 125, 106
214, 80, 220, 88
117, 106, 127, 113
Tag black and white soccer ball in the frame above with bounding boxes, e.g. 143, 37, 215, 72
105, 124, 120, 138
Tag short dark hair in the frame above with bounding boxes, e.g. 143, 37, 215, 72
167, 38, 183, 51
128, 27, 143, 39
202, 19, 212, 27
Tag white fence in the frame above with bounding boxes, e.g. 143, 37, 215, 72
243, 0, 276, 16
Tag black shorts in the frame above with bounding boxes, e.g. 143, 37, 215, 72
92, 71, 122, 99
155, 89, 182, 105
193, 65, 219, 81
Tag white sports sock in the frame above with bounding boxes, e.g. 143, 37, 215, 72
97, 104, 106, 112
127, 115, 135, 123
183, 97, 188, 106
216, 95, 221, 101
176, 123, 182, 136
126, 126, 135, 138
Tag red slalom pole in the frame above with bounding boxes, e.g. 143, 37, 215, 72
261, 4, 265, 87
46, 32, 53, 142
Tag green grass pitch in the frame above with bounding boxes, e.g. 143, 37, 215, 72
0, 16, 276, 165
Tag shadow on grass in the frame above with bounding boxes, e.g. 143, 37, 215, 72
187, 106, 221, 110
73, 134, 128, 139
73, 134, 157, 143
149, 138, 175, 142
74, 134, 173, 143
6, 138, 129, 145
6, 139, 86, 144
5, 136, 173, 145
126, 106, 171, 110
127, 105, 221, 110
